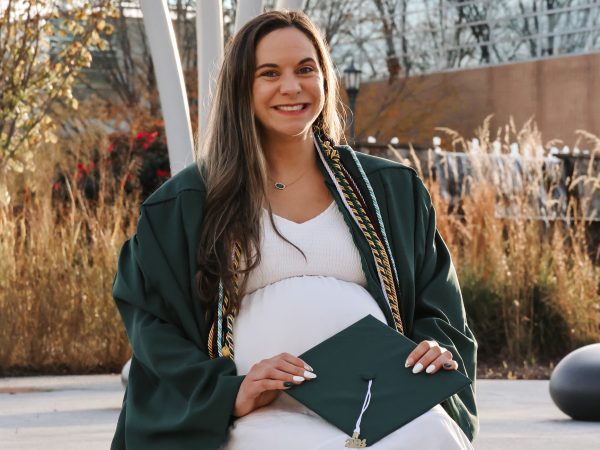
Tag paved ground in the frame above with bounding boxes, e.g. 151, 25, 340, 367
0, 375, 598, 449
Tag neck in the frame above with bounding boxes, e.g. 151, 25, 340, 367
261, 130, 316, 180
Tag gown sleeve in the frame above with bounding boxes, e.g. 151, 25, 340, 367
410, 178, 479, 442
111, 204, 244, 450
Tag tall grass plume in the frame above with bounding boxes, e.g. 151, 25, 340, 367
390, 116, 600, 364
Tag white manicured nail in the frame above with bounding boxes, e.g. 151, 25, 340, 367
293, 376, 305, 382
304, 363, 314, 372
426, 364, 435, 374
412, 363, 424, 374
304, 371, 317, 379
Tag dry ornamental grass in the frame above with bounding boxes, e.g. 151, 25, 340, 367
0, 118, 598, 376
389, 116, 600, 367
0, 130, 137, 375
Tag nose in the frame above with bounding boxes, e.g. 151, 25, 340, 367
279, 72, 301, 95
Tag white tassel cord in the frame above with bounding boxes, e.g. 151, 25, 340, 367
353, 379, 373, 437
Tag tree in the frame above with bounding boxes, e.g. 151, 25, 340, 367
451, 0, 493, 65
0, 0, 116, 174
304, 0, 356, 49
90, 0, 159, 116
371, 0, 401, 81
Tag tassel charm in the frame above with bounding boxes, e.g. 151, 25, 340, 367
345, 431, 367, 448
345, 378, 373, 448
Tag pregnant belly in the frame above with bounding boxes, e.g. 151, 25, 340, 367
233, 275, 387, 375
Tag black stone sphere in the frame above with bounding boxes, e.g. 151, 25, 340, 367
549, 343, 600, 421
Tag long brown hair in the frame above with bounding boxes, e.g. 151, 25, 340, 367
195, 10, 345, 319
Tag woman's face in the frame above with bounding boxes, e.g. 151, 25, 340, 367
252, 27, 325, 141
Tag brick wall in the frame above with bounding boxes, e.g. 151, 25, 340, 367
351, 52, 600, 149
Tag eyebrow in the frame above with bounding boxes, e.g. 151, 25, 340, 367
255, 57, 317, 71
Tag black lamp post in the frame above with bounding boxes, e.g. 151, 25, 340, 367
343, 60, 362, 144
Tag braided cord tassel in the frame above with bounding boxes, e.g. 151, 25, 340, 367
207, 279, 227, 358
207, 320, 216, 358
222, 241, 242, 359
349, 149, 400, 289
320, 139, 404, 334
207, 281, 223, 359
208, 241, 242, 360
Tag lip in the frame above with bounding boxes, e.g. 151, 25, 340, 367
271, 103, 310, 116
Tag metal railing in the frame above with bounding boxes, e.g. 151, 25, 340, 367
358, 142, 599, 222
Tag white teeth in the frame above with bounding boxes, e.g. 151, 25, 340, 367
275, 104, 304, 111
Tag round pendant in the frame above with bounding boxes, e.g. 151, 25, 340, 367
274, 182, 286, 190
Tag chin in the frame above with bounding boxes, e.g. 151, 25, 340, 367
266, 123, 314, 139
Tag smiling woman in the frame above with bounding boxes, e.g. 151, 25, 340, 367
110, 10, 478, 450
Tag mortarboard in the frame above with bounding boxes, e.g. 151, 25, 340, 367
286, 314, 472, 448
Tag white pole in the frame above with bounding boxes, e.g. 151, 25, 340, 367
276, 0, 306, 10
235, 0, 264, 33
139, 0, 194, 175
197, 0, 224, 143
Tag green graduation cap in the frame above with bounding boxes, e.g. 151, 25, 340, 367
286, 315, 472, 448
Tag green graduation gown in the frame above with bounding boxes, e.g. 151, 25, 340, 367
111, 144, 478, 449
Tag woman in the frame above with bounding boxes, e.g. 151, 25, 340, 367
111, 10, 477, 450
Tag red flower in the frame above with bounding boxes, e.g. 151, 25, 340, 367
156, 169, 171, 178
135, 130, 158, 149
107, 143, 115, 153
52, 182, 61, 191
77, 162, 89, 175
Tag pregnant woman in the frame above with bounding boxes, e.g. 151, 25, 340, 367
111, 10, 477, 450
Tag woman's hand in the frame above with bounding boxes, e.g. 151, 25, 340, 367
404, 340, 459, 375
233, 352, 316, 418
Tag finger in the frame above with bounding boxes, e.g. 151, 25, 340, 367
252, 369, 306, 395
279, 352, 313, 372
421, 353, 455, 375
276, 359, 317, 380
249, 356, 314, 384
405, 340, 437, 368
441, 360, 459, 371
413, 346, 448, 373
256, 366, 306, 384
257, 379, 292, 392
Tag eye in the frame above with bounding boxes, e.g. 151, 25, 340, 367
260, 70, 279, 78
298, 66, 315, 74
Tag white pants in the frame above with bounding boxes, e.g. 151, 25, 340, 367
223, 393, 473, 450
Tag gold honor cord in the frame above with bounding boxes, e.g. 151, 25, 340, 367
320, 139, 404, 334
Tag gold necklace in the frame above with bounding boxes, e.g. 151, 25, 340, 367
267, 166, 311, 190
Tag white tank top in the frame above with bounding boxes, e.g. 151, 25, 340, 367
233, 201, 387, 375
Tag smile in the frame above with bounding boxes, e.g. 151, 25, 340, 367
273, 104, 308, 112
